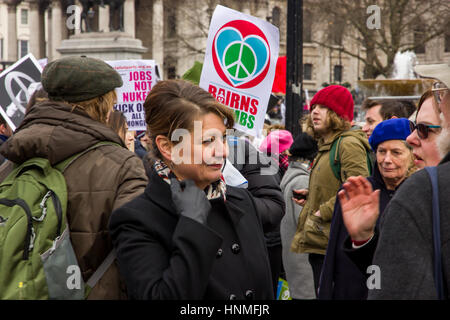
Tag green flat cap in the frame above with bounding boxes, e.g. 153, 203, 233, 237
42, 56, 123, 103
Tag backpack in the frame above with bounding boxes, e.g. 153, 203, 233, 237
329, 135, 373, 183
0, 142, 117, 300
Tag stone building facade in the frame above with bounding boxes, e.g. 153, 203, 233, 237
0, 0, 449, 95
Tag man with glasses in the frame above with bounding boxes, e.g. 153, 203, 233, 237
406, 89, 443, 169
370, 64, 449, 299
339, 64, 449, 299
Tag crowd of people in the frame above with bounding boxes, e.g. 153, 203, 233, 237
0, 55, 449, 300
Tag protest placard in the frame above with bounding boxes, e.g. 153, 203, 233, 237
199, 5, 279, 137
0, 53, 42, 131
107, 60, 159, 131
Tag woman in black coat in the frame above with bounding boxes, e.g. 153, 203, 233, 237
109, 80, 273, 300
319, 118, 414, 299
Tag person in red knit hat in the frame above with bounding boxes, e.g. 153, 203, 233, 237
290, 85, 372, 296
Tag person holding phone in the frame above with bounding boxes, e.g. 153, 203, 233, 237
290, 85, 372, 296
280, 132, 318, 299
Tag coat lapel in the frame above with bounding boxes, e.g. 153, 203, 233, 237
144, 168, 178, 216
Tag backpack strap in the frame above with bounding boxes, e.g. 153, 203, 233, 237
425, 166, 446, 300
329, 136, 343, 182
329, 135, 373, 183
86, 250, 116, 290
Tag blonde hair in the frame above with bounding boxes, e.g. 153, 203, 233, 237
266, 123, 285, 134
69, 90, 117, 124
404, 141, 418, 177
303, 106, 351, 139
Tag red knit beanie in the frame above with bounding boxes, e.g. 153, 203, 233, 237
310, 85, 354, 122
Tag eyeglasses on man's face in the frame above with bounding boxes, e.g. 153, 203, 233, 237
409, 120, 441, 140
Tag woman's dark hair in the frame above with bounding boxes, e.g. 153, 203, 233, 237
143, 79, 235, 160
362, 98, 417, 120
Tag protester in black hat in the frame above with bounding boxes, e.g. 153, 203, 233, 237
0, 56, 148, 299
280, 132, 318, 300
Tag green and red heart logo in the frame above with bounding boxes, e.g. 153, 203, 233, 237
212, 20, 270, 89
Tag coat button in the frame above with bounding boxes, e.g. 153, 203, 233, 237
231, 243, 240, 254
245, 289, 254, 300
216, 248, 223, 258
229, 294, 237, 300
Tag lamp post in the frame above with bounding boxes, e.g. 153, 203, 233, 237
285, 0, 303, 138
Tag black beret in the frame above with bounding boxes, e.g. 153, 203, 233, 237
289, 132, 318, 161
41, 56, 123, 103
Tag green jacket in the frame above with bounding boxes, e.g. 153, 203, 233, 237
291, 129, 371, 255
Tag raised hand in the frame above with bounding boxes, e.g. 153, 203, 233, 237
338, 176, 380, 242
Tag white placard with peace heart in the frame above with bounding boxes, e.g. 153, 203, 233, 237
199, 5, 280, 138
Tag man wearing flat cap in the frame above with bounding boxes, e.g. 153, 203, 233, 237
338, 64, 450, 299
0, 56, 148, 299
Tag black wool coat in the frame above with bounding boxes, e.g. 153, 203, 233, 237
319, 164, 402, 300
109, 168, 274, 300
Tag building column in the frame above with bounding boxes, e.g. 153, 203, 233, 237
50, 0, 64, 61
98, 3, 109, 33
152, 0, 164, 77
123, 0, 135, 37
28, 0, 42, 58
74, 0, 82, 35
7, 4, 18, 62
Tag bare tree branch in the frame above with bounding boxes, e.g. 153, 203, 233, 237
304, 0, 450, 78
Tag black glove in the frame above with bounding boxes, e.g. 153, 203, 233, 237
170, 178, 212, 225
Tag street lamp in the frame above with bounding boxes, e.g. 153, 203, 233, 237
285, 0, 303, 138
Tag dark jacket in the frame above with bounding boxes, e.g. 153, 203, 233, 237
109, 167, 274, 300
0, 101, 148, 299
134, 139, 148, 160
227, 136, 285, 247
368, 153, 450, 299
319, 164, 401, 300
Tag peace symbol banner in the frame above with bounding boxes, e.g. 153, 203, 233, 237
199, 5, 280, 137
106, 59, 160, 131
0, 53, 43, 131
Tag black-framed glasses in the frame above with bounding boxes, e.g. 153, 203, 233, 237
409, 120, 441, 140
432, 82, 449, 107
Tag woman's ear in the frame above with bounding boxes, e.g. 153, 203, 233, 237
155, 135, 173, 162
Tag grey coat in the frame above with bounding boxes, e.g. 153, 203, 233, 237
280, 160, 316, 299
368, 153, 450, 299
